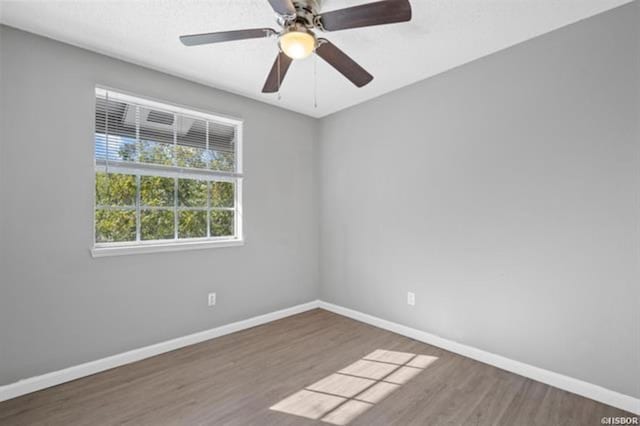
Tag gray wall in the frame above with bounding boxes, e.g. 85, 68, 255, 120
319, 2, 639, 398
1, 1, 638, 400
0, 25, 319, 385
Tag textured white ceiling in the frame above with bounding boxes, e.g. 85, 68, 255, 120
0, 0, 631, 117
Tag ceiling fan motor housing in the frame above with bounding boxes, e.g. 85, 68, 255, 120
277, 0, 320, 58
277, 0, 320, 29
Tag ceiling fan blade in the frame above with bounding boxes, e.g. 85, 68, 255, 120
262, 51, 294, 93
180, 28, 276, 46
319, 0, 412, 32
267, 0, 296, 16
315, 39, 373, 88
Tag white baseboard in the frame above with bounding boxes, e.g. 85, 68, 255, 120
0, 300, 321, 403
318, 301, 640, 415
2, 299, 638, 416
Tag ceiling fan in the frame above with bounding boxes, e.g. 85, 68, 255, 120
179, 0, 412, 93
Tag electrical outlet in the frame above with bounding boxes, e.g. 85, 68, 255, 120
207, 292, 216, 307
407, 292, 415, 306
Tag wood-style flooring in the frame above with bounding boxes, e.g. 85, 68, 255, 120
0, 309, 636, 425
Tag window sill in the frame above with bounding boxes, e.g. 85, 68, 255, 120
91, 239, 244, 258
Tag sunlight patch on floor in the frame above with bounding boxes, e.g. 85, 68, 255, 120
270, 349, 439, 425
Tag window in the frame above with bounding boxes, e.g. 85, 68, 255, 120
92, 88, 243, 257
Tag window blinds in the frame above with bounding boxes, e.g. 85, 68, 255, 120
95, 88, 241, 181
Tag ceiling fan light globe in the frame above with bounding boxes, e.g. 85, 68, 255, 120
279, 31, 315, 60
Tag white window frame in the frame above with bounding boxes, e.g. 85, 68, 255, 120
91, 87, 244, 258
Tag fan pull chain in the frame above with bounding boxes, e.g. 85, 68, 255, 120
277, 50, 282, 101
313, 53, 318, 109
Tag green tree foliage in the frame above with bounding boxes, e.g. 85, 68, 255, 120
210, 151, 235, 172
209, 181, 234, 236
141, 176, 174, 207
139, 140, 173, 165
95, 141, 236, 243
95, 172, 135, 206
119, 140, 137, 161
177, 146, 207, 169
210, 181, 234, 207
211, 210, 234, 236
141, 209, 174, 240
179, 179, 207, 207
179, 211, 207, 238
95, 209, 136, 242
95, 172, 136, 243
